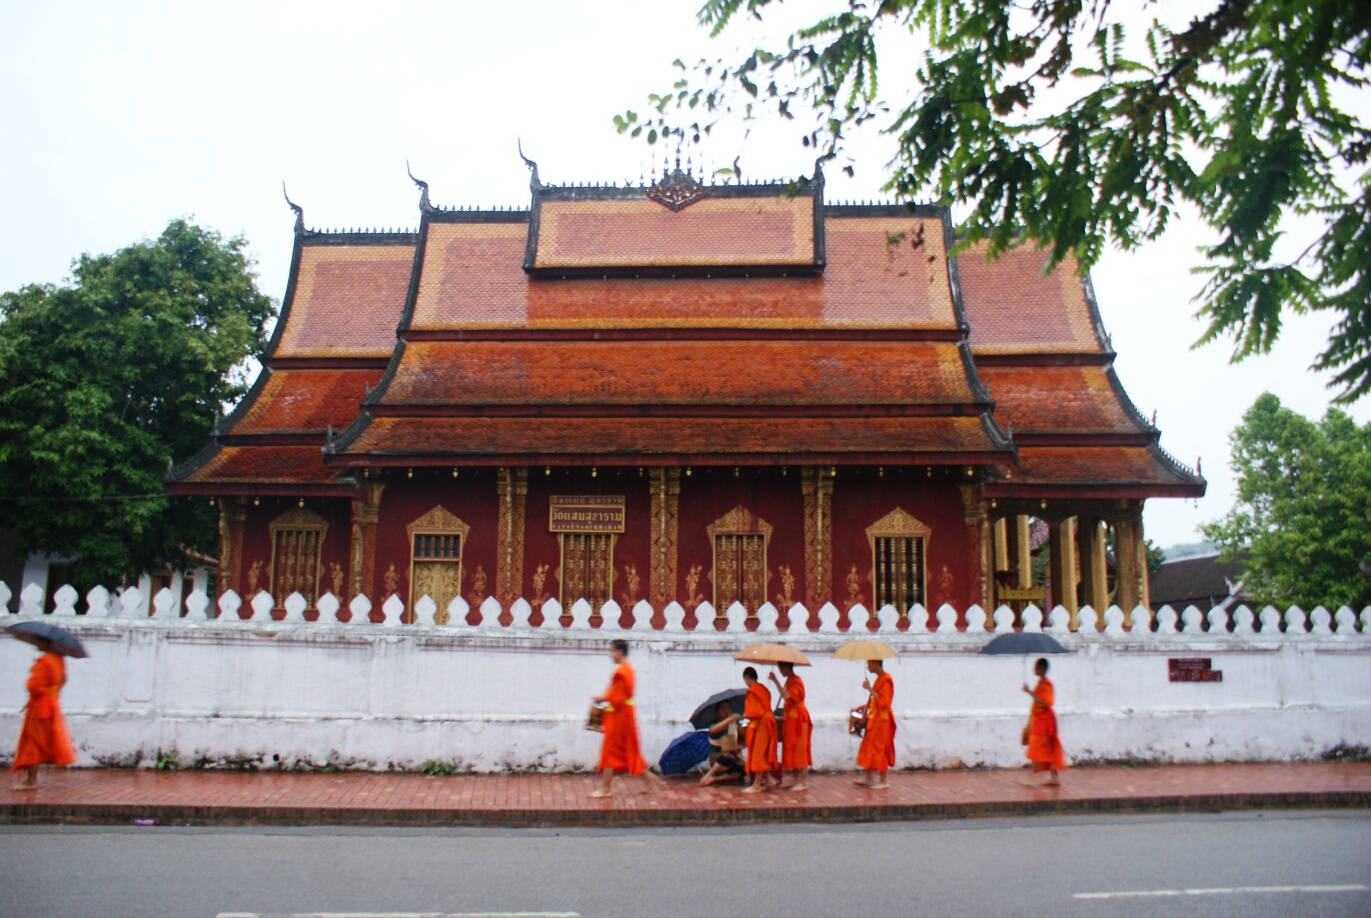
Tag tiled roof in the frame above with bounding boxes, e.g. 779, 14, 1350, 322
378, 340, 979, 407
1150, 553, 1250, 607
978, 366, 1146, 435
335, 416, 1002, 460
275, 244, 414, 358
234, 369, 382, 435
956, 241, 1104, 354
532, 196, 814, 268
179, 445, 341, 485
410, 217, 957, 330
989, 446, 1202, 491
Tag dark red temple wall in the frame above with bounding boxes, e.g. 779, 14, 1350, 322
830, 469, 970, 625
676, 468, 808, 623
236, 497, 352, 617
374, 469, 500, 616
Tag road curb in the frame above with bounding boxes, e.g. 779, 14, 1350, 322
3, 789, 1368, 828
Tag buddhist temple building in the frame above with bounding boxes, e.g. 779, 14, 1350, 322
167, 155, 1205, 626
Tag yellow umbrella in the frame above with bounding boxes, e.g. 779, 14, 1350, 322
832, 640, 898, 661
733, 643, 812, 666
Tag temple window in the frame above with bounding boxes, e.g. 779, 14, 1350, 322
559, 533, 615, 612
268, 506, 329, 609
406, 505, 470, 623
706, 506, 773, 615
866, 508, 931, 614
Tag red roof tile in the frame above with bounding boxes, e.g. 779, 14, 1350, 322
275, 245, 413, 358
336, 416, 1001, 460
180, 446, 340, 485
956, 242, 1103, 354
994, 446, 1199, 488
235, 369, 382, 435
380, 340, 979, 407
411, 217, 957, 330
978, 366, 1144, 435
533, 196, 814, 268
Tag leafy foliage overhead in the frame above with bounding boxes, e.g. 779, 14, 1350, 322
1203, 393, 1371, 610
0, 220, 275, 587
619, 0, 1371, 401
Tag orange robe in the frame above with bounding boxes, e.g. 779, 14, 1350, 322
12, 653, 76, 771
1026, 677, 1067, 772
597, 662, 645, 776
779, 674, 812, 770
743, 681, 778, 774
856, 671, 896, 772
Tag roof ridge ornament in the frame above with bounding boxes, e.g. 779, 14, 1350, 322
282, 181, 305, 233
406, 160, 434, 214
517, 138, 542, 190
647, 145, 710, 211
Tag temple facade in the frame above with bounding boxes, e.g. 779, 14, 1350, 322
167, 157, 1204, 627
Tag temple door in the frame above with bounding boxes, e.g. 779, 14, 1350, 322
714, 533, 766, 613
559, 533, 615, 613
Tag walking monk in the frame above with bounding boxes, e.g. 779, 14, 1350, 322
11, 638, 76, 790
854, 659, 895, 789
1023, 657, 1066, 786
769, 662, 811, 791
741, 667, 778, 794
591, 639, 656, 798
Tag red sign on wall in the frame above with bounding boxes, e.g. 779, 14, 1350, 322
1169, 658, 1223, 682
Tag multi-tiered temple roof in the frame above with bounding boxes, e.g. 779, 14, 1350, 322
170, 159, 1202, 500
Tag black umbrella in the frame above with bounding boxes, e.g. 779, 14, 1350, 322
5, 621, 89, 659
689, 688, 746, 730
979, 632, 1068, 656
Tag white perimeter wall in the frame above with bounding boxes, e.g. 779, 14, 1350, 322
2, 618, 1368, 772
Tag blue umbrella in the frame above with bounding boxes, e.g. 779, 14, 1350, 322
658, 730, 711, 775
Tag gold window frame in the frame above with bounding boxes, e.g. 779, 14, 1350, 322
557, 532, 617, 613
706, 506, 773, 616
406, 505, 470, 622
268, 506, 329, 609
866, 507, 931, 615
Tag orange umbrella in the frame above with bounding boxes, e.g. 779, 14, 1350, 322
733, 643, 812, 666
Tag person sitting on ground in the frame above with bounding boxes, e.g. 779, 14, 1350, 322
698, 701, 745, 787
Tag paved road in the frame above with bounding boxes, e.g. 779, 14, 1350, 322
2, 811, 1368, 917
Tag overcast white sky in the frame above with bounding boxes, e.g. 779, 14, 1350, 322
2, 0, 1366, 549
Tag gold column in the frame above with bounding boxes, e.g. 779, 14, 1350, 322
802, 466, 835, 606
993, 518, 1009, 576
1114, 501, 1148, 627
1014, 515, 1033, 589
350, 480, 385, 602
958, 483, 992, 613
217, 497, 247, 601
1047, 517, 1079, 618
1075, 516, 1108, 628
496, 467, 528, 605
649, 468, 680, 605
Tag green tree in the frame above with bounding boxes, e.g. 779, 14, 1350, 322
1203, 393, 1371, 609
0, 220, 275, 588
619, 0, 1371, 400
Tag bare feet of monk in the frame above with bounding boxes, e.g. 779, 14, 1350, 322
787, 783, 808, 792
852, 780, 870, 787
11, 782, 36, 791
699, 775, 715, 787
589, 789, 612, 798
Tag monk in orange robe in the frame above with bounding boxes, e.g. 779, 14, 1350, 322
591, 639, 656, 798
740, 666, 778, 794
769, 662, 811, 791
854, 659, 895, 788
11, 639, 77, 790
1023, 657, 1066, 785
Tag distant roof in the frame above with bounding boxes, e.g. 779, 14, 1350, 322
1150, 553, 1250, 608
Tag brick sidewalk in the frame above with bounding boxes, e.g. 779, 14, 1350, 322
3, 762, 1368, 828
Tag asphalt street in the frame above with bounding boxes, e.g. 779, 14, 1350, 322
2, 810, 1368, 917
